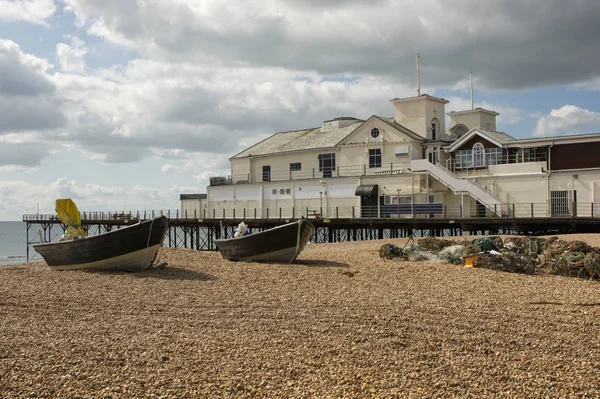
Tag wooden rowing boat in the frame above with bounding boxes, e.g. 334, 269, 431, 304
215, 219, 314, 263
33, 216, 168, 271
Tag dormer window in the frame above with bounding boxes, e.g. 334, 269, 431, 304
370, 127, 380, 138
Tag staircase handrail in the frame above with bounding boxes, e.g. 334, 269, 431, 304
435, 162, 496, 196
411, 159, 502, 215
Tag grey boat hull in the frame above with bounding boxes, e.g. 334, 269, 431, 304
33, 216, 168, 272
215, 220, 315, 263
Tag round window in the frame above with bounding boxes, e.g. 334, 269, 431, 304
370, 127, 380, 138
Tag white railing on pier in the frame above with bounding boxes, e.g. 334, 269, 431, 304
22, 201, 599, 222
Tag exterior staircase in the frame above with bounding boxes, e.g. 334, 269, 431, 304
410, 159, 502, 216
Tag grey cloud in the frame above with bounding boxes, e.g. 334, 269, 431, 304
53, 107, 250, 161
0, 40, 67, 134
0, 42, 56, 96
0, 96, 67, 133
71, 0, 600, 90
0, 143, 50, 166
98, 146, 151, 163
158, 82, 377, 133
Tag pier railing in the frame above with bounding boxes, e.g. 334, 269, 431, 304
22, 202, 599, 222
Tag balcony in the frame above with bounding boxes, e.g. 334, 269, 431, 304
448, 152, 548, 173
209, 163, 412, 186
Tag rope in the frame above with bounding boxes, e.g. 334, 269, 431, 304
551, 251, 600, 279
584, 253, 600, 279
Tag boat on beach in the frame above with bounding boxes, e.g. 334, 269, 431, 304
215, 219, 315, 263
33, 199, 168, 271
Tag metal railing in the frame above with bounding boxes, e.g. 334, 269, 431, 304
23, 209, 180, 222
411, 160, 502, 216
448, 153, 548, 173
210, 162, 413, 185
23, 202, 600, 222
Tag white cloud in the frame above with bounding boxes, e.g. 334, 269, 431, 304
445, 96, 523, 127
0, 0, 55, 25
0, 39, 66, 169
44, 58, 416, 164
571, 77, 600, 92
56, 37, 88, 74
0, 178, 199, 220
0, 39, 55, 95
532, 105, 600, 137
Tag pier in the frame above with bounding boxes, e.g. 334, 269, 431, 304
22, 205, 600, 262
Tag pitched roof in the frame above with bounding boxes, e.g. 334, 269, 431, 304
231, 122, 362, 159
445, 128, 515, 151
481, 128, 515, 143
375, 116, 425, 141
505, 131, 600, 146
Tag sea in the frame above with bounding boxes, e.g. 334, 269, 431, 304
0, 221, 30, 266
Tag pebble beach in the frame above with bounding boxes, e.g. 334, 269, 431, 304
2, 235, 600, 398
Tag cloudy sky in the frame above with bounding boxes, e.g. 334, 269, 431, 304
1, 0, 600, 220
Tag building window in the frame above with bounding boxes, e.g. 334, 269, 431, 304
431, 119, 439, 141
318, 153, 336, 178
369, 149, 382, 168
485, 148, 502, 165
290, 162, 301, 171
285, 188, 291, 195
272, 189, 277, 195
473, 143, 484, 167
385, 196, 412, 204
280, 189, 285, 195
370, 127, 380, 138
455, 149, 473, 168
456, 146, 502, 169
262, 165, 271, 182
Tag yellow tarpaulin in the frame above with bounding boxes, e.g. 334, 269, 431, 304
55, 198, 85, 238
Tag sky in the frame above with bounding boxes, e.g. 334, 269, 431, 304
1, 0, 600, 221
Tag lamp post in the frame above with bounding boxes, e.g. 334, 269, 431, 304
319, 192, 323, 216
319, 180, 327, 217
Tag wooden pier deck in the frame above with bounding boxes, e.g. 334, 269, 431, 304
22, 212, 600, 262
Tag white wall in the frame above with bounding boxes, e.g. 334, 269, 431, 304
180, 198, 209, 218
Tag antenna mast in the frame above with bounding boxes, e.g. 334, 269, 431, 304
417, 53, 421, 96
470, 71, 474, 110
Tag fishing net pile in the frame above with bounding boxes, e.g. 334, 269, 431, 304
417, 237, 458, 252
379, 236, 600, 280
538, 239, 600, 279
